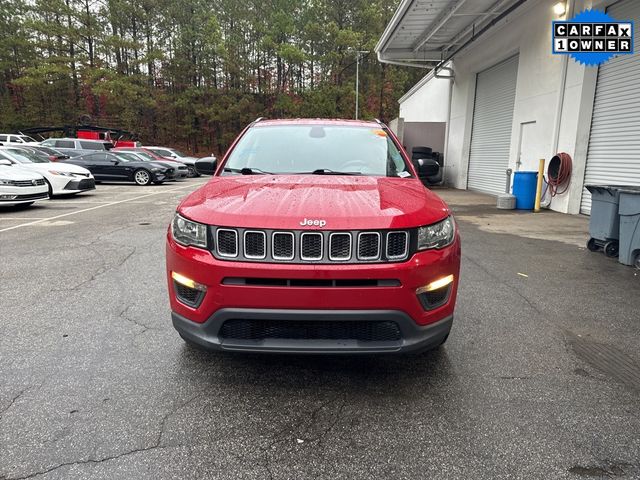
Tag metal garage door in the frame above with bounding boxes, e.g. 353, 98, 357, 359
467, 55, 519, 195
580, 0, 640, 214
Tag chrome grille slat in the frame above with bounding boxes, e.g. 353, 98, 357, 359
358, 232, 381, 260
272, 232, 295, 260
244, 231, 266, 259
386, 231, 409, 260
329, 233, 352, 261
210, 227, 410, 263
217, 229, 238, 257
12, 179, 46, 187
301, 233, 323, 261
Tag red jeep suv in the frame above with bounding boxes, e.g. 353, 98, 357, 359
166, 119, 460, 354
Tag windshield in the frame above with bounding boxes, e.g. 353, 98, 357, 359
134, 152, 157, 161
222, 125, 411, 177
3, 149, 49, 163
113, 153, 137, 162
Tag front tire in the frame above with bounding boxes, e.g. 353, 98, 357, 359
134, 169, 152, 186
44, 179, 53, 196
187, 166, 200, 178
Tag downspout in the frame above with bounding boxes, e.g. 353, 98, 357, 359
547, 0, 575, 208
442, 63, 455, 186
551, 0, 575, 154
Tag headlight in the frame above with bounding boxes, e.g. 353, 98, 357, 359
48, 170, 74, 176
0, 178, 12, 185
417, 216, 455, 250
172, 214, 207, 248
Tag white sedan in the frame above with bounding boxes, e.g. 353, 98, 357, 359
0, 147, 96, 196
0, 159, 49, 207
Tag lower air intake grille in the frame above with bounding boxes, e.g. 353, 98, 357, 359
219, 319, 401, 342
174, 281, 204, 307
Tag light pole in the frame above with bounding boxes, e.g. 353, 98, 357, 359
354, 50, 368, 120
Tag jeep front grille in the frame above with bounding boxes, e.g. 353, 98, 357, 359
210, 227, 411, 264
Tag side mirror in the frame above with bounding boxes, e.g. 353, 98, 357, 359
0, 159, 12, 166
412, 158, 440, 178
195, 157, 217, 175
112, 160, 120, 165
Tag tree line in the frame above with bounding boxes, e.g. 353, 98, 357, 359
0, 0, 421, 153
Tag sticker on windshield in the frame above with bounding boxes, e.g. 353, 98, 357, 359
371, 129, 387, 137
398, 171, 411, 178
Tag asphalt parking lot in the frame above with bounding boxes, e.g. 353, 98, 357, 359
1, 180, 639, 479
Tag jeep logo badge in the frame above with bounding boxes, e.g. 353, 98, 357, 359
300, 218, 326, 228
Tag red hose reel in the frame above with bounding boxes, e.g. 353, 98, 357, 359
547, 152, 572, 196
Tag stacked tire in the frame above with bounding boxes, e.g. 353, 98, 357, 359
411, 146, 442, 186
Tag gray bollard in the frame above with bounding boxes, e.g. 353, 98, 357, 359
497, 168, 516, 209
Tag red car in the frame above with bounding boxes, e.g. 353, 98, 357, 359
166, 118, 461, 354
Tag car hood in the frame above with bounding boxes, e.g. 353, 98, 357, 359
149, 162, 170, 169
179, 175, 450, 230
20, 162, 91, 175
0, 165, 44, 181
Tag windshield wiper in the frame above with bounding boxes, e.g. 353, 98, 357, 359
306, 168, 362, 175
223, 167, 273, 175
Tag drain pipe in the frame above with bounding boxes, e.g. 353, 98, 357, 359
441, 63, 454, 186
551, 0, 574, 157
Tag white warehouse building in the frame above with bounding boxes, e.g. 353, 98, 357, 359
376, 0, 640, 214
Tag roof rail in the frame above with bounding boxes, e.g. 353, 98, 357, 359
253, 117, 265, 124
374, 118, 386, 127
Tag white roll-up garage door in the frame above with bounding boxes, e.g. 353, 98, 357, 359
467, 55, 519, 195
580, 0, 640, 214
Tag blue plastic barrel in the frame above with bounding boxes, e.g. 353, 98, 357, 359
512, 171, 538, 210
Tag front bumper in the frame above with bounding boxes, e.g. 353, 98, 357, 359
61, 177, 96, 193
173, 309, 452, 354
167, 233, 460, 353
0, 186, 49, 205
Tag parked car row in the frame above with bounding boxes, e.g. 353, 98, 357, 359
0, 139, 214, 208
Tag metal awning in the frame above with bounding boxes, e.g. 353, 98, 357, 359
376, 0, 527, 68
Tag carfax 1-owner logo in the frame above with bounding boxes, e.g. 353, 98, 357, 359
552, 9, 634, 66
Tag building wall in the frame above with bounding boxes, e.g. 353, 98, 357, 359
442, 0, 608, 213
398, 73, 451, 123
402, 122, 447, 156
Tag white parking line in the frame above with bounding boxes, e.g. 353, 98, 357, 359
0, 182, 206, 233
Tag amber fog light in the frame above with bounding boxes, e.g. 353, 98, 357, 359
416, 275, 454, 310
172, 272, 206, 308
